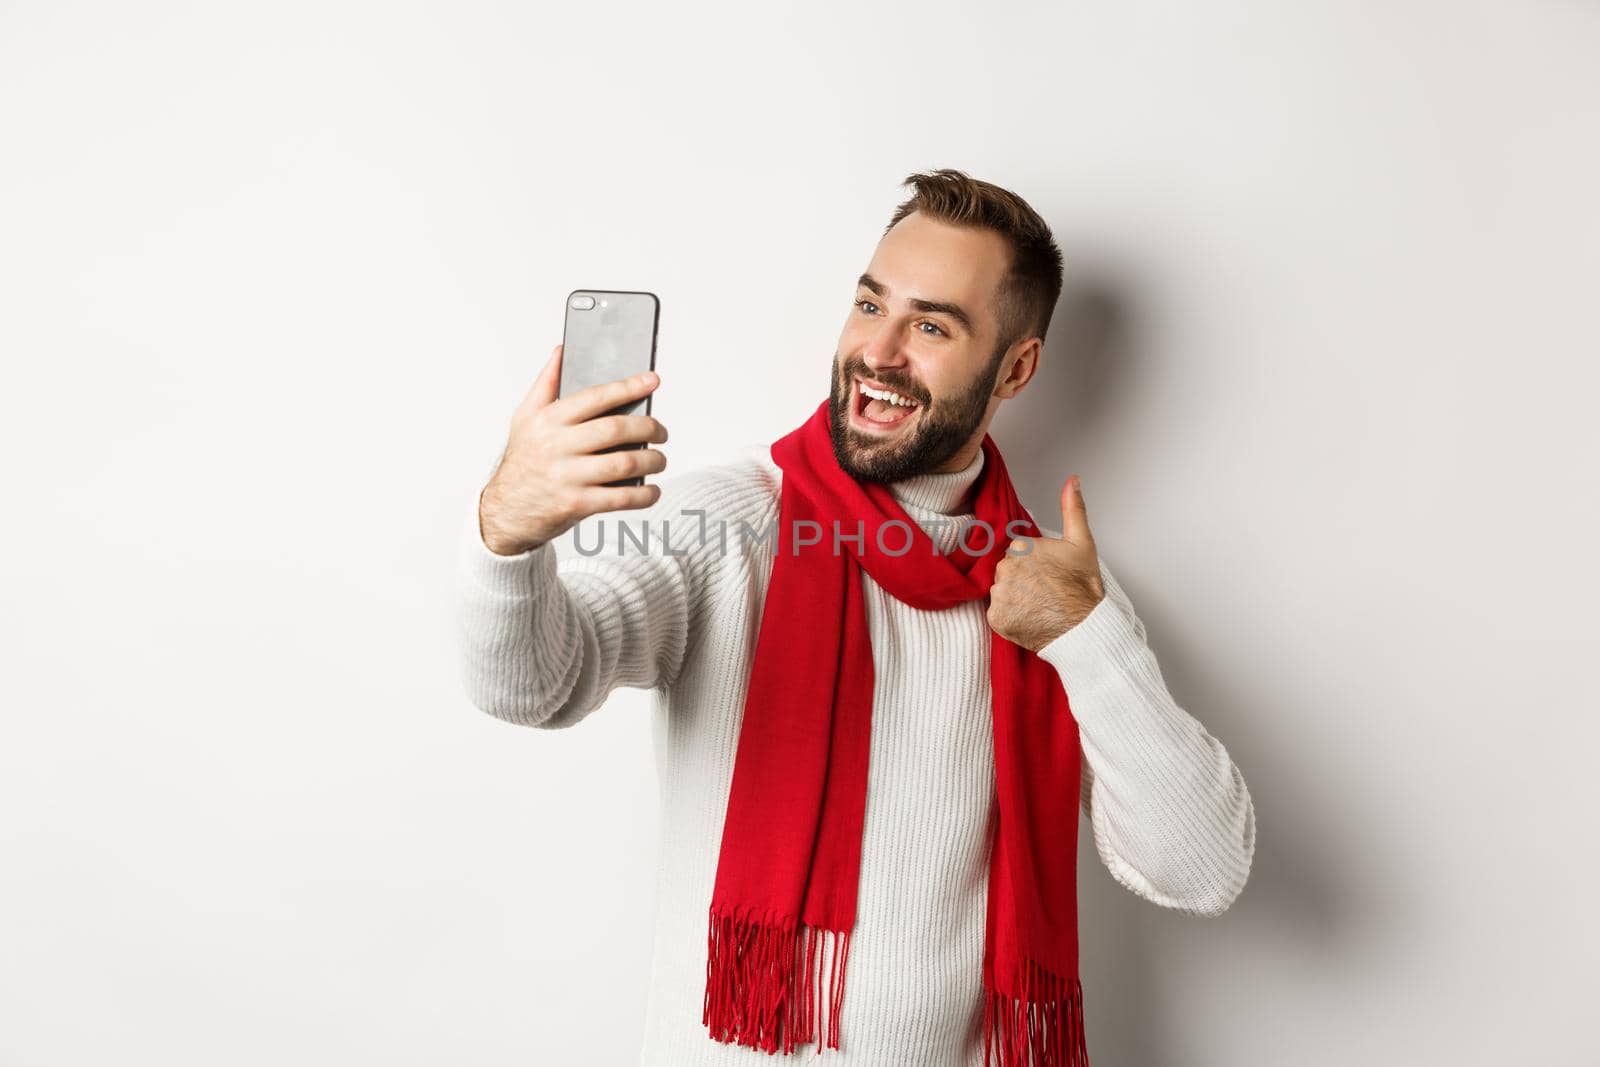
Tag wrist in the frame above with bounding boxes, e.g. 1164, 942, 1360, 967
478, 485, 544, 556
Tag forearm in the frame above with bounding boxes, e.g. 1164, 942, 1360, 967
455, 494, 691, 730
455, 506, 604, 729
1039, 566, 1256, 916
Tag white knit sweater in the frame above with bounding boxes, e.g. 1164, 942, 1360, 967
454, 441, 1256, 1067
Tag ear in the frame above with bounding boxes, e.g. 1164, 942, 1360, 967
992, 337, 1042, 399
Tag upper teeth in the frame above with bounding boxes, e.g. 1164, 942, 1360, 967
860, 382, 916, 407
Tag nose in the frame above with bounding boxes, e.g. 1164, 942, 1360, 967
860, 329, 908, 376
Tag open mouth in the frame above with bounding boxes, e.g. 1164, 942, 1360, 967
852, 377, 922, 430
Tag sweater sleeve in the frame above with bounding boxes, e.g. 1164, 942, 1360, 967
453, 454, 770, 730
1035, 554, 1257, 917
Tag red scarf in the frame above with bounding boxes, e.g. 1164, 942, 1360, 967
701, 399, 1090, 1065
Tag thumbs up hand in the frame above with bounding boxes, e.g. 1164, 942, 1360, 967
986, 475, 1107, 652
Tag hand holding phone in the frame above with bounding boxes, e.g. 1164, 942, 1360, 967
478, 292, 667, 556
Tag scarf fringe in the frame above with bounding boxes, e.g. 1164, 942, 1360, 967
703, 904, 853, 1055
983, 955, 1090, 1067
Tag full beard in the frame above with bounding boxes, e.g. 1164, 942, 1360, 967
827, 351, 1002, 483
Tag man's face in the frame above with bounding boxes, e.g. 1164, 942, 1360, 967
829, 211, 1017, 482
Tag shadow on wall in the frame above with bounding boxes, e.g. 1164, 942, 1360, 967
1002, 272, 1360, 1064
1002, 277, 1130, 486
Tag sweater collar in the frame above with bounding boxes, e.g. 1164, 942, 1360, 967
886, 447, 986, 517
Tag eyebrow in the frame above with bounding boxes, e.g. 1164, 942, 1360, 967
857, 273, 975, 334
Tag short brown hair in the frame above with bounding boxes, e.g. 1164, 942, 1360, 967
883, 168, 1064, 351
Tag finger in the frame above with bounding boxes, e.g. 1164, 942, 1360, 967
565, 414, 669, 454
566, 447, 668, 486
1060, 474, 1094, 546
549, 369, 660, 426
577, 482, 663, 514
519, 344, 564, 413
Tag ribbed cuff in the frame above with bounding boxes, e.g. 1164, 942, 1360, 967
460, 494, 558, 600
1035, 591, 1158, 732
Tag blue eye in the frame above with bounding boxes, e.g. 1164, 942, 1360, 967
854, 299, 947, 337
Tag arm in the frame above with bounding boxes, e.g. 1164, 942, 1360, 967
1036, 556, 1257, 917
456, 466, 717, 731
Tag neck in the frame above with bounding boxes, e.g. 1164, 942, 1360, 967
887, 446, 986, 516
929, 412, 996, 474
928, 438, 984, 475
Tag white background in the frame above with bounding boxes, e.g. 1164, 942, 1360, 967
3, 2, 1597, 1064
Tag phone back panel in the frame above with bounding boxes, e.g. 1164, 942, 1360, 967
559, 289, 660, 486
559, 290, 659, 417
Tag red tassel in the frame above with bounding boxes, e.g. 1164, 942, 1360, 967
703, 903, 853, 1055
982, 955, 1090, 1066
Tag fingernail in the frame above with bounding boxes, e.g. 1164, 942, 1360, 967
642, 371, 658, 385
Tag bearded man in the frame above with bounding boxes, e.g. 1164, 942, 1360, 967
458, 168, 1256, 1066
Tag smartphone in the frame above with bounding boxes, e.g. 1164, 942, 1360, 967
559, 289, 661, 487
